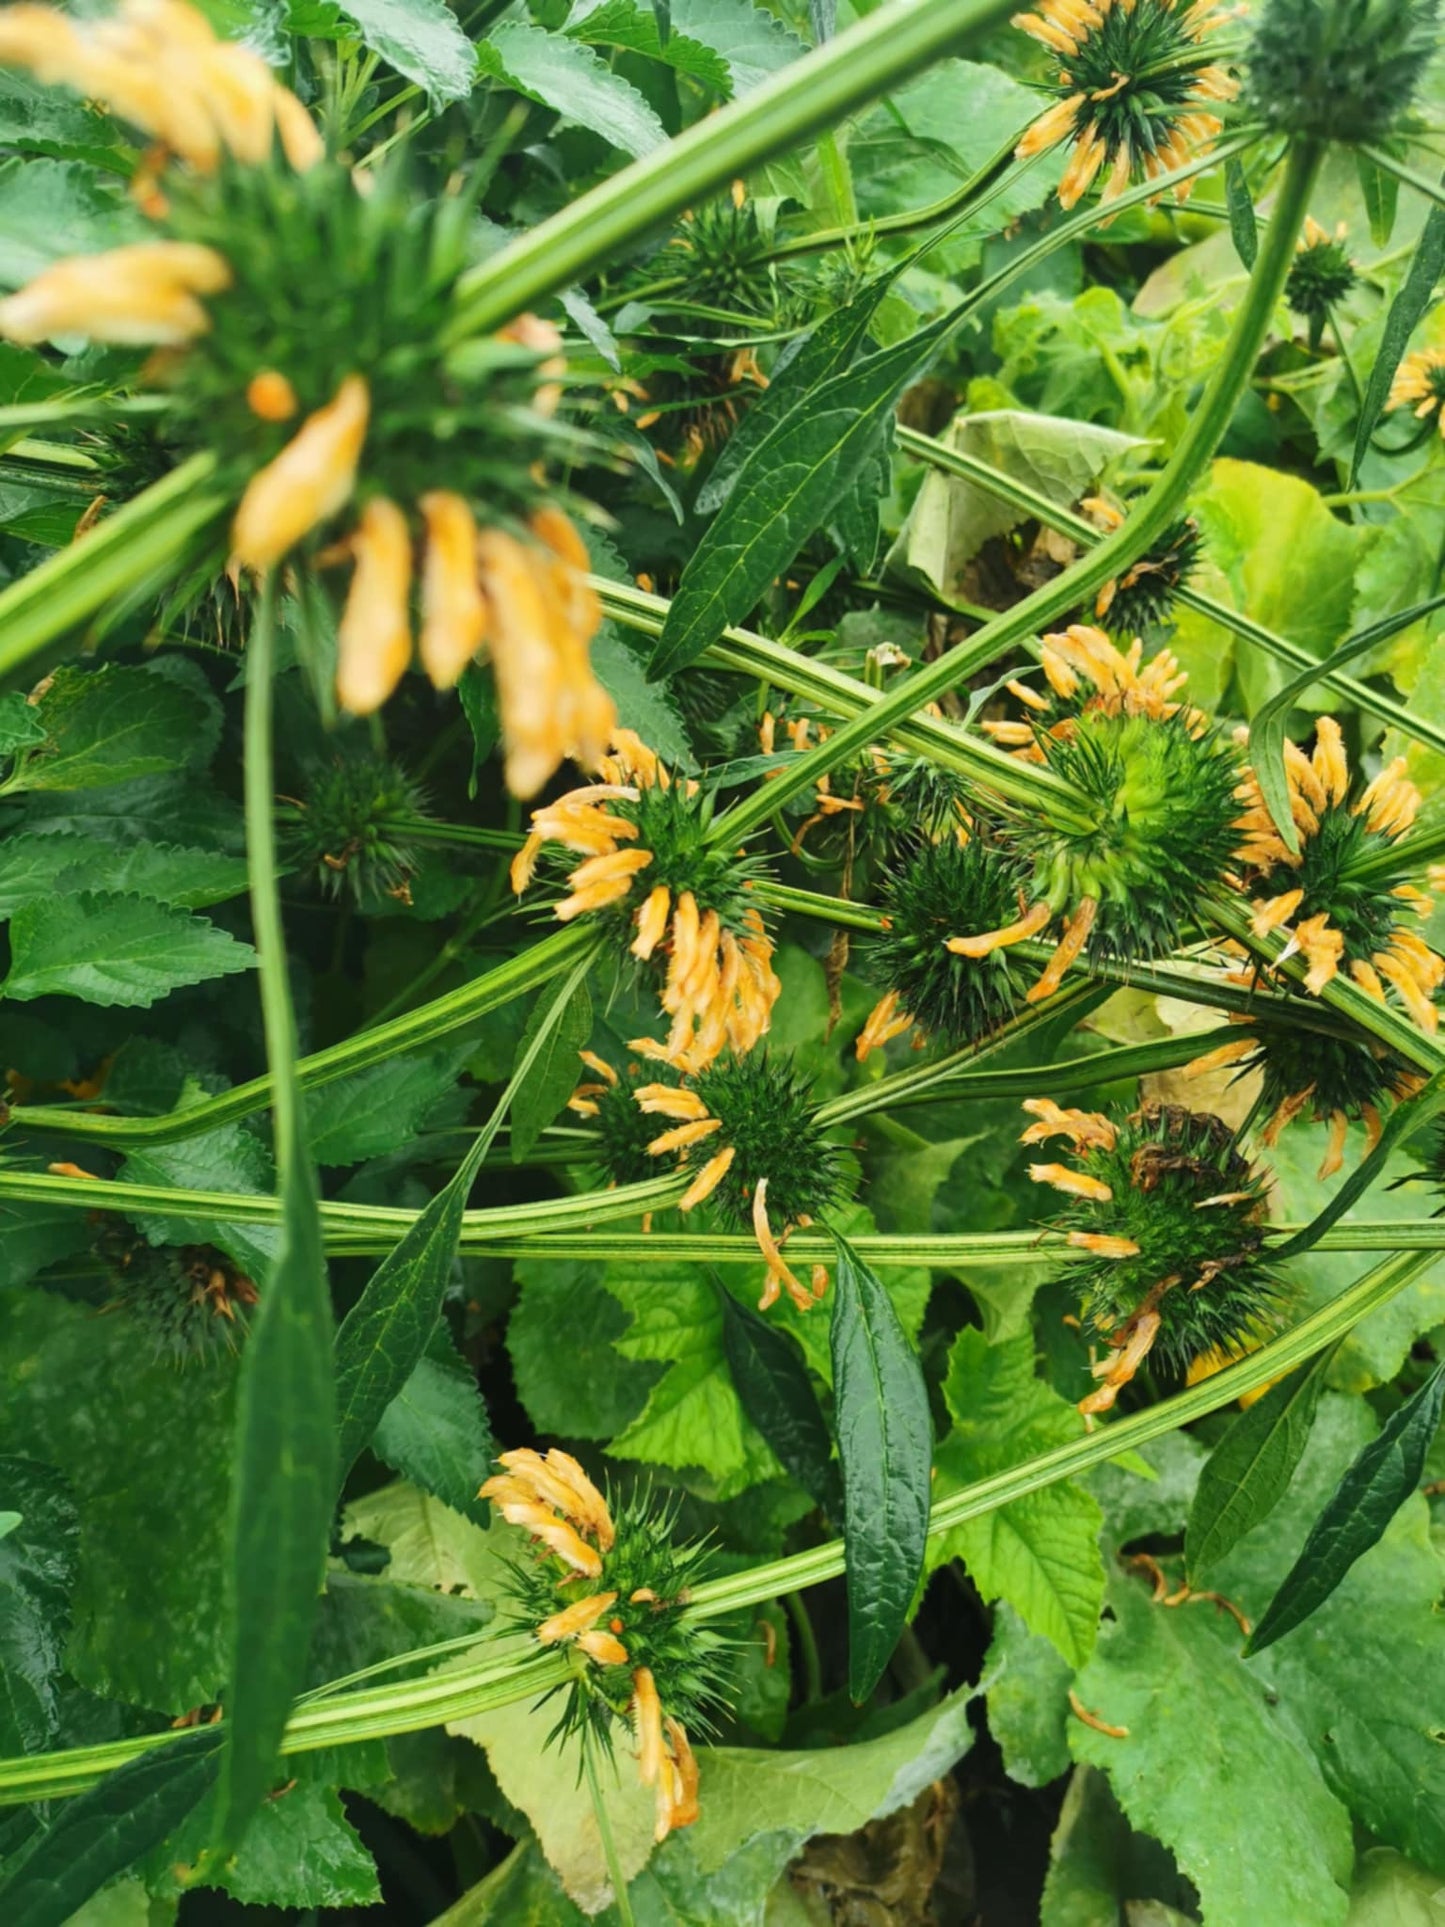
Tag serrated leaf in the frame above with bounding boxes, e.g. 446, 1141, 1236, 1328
829, 1230, 931, 1702
653, 314, 950, 676
0, 832, 249, 915
305, 1042, 471, 1167
508, 1257, 658, 1440
590, 627, 696, 772
10, 664, 213, 794
1186, 1348, 1334, 1579
0, 1457, 78, 1756
1069, 1566, 1354, 1925
1356, 152, 1400, 248
333, 0, 477, 103
4, 892, 254, 1006
0, 690, 45, 756
478, 22, 666, 156
566, 0, 731, 91
509, 974, 591, 1162
930, 1330, 1103, 1668
1225, 155, 1257, 267
717, 1277, 838, 1512
0, 1728, 222, 1927
1245, 1363, 1445, 1656
167, 1780, 382, 1909
0, 156, 140, 289
372, 1332, 495, 1522
334, 954, 593, 1481
121, 1119, 278, 1279
668, 0, 805, 89
1352, 195, 1445, 483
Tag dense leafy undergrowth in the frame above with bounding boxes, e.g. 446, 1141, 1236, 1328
4, 0, 1445, 1922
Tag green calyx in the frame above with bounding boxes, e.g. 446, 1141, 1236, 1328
1242, 0, 1440, 141
1042, 1103, 1283, 1376
689, 1050, 843, 1231
97, 1219, 257, 1367
1045, 0, 1229, 175
1257, 803, 1406, 965
1095, 517, 1203, 637
1023, 709, 1241, 958
1242, 1014, 1407, 1123
868, 834, 1029, 1048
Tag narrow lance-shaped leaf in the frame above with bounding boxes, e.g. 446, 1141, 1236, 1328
215, 584, 335, 1854
828, 1230, 932, 1702
1356, 151, 1399, 247
1351, 192, 1445, 483
1186, 1345, 1336, 1578
333, 951, 596, 1482
652, 309, 952, 678
716, 1272, 840, 1514
1245, 1361, 1445, 1656
1225, 156, 1257, 268
510, 973, 593, 1162
0, 1729, 222, 1927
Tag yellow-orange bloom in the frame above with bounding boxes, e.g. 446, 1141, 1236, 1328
0, 240, 231, 346
336, 498, 413, 715
418, 491, 487, 690
231, 372, 370, 569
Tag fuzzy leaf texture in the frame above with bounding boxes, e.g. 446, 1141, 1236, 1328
477, 23, 667, 155
7, 663, 213, 793
717, 1277, 839, 1513
828, 1230, 932, 1702
331, 0, 478, 104
1245, 1361, 1445, 1655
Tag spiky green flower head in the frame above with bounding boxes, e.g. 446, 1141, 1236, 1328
1242, 0, 1439, 140
649, 189, 787, 328
482, 1448, 731, 1834
284, 752, 430, 905
672, 1050, 845, 1233
1237, 717, 1444, 1031
571, 1050, 681, 1187
1286, 220, 1359, 350
1012, 0, 1237, 211
1022, 1099, 1280, 1410
97, 1220, 257, 1366
766, 713, 974, 876
1093, 517, 1203, 638
1188, 1012, 1416, 1179
863, 834, 1031, 1053
514, 734, 782, 1073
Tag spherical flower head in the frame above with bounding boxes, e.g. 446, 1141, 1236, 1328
1387, 349, 1445, 437
864, 835, 1030, 1052
283, 752, 429, 906
489, 1462, 732, 1839
657, 190, 783, 325
1023, 1099, 1281, 1411
572, 1052, 677, 1187
1092, 519, 1203, 637
97, 1219, 258, 1367
1241, 0, 1439, 142
1237, 717, 1443, 1029
514, 735, 781, 1071
1286, 220, 1358, 350
1012, 0, 1238, 211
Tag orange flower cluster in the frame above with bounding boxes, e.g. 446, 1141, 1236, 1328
480, 1445, 615, 1578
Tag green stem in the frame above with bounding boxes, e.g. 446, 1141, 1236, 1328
244, 575, 301, 1173
0, 1246, 1424, 1805
6, 924, 593, 1146
584, 1726, 637, 1927
708, 138, 1323, 842
447, 0, 1021, 340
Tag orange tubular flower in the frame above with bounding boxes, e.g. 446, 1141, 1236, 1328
479, 1444, 616, 1578
231, 373, 371, 570
0, 240, 232, 346
418, 491, 488, 690
1387, 349, 1445, 436
335, 498, 414, 715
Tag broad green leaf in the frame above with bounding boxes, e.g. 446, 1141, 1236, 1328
0, 156, 140, 288
0, 690, 45, 756
1210, 1394, 1445, 1873
694, 276, 890, 514
160, 1780, 381, 1909
508, 1257, 658, 1440
309, 1567, 494, 1683
605, 1258, 783, 1498
0, 70, 121, 157
343, 1479, 507, 1597
305, 1041, 472, 1167
509, 974, 592, 1162
1225, 155, 1258, 267
0, 1457, 78, 1755
566, 0, 732, 91
929, 1330, 1103, 1668
1352, 196, 1445, 482
667, 0, 806, 90
590, 628, 695, 773
4, 892, 254, 1006
333, 0, 477, 103
1346, 1848, 1445, 1924
1186, 1347, 1335, 1579
333, 955, 592, 1482
1069, 1564, 1355, 1926
0, 1730, 222, 1927
0, 1196, 91, 1289
1041, 1764, 1197, 1927
1356, 153, 1400, 248
372, 1331, 495, 1522
653, 314, 951, 676
0, 833, 249, 916
829, 1230, 932, 1701
121, 1118, 279, 1279
478, 23, 666, 156
887, 409, 1142, 601
983, 1602, 1073, 1790
0, 1289, 237, 1710
10, 664, 213, 794
717, 1279, 838, 1512
1245, 1363, 1445, 1655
